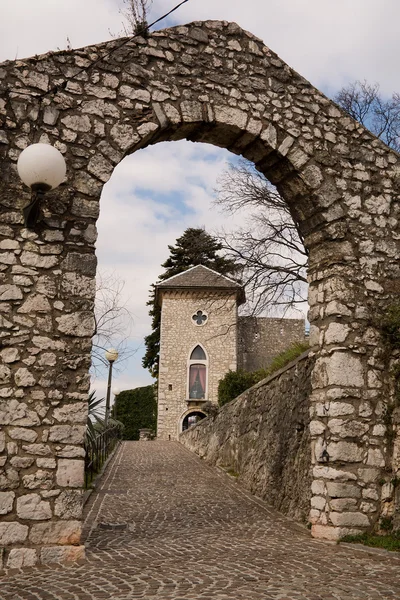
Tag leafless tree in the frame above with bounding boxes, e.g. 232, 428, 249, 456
92, 271, 136, 373
215, 160, 308, 317
215, 81, 399, 316
334, 80, 400, 152
114, 0, 153, 37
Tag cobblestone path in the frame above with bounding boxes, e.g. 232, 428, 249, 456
1, 441, 400, 599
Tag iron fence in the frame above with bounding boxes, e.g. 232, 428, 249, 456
84, 425, 121, 488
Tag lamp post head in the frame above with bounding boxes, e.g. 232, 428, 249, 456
105, 348, 119, 363
17, 143, 67, 229
113, 387, 121, 396
17, 143, 66, 191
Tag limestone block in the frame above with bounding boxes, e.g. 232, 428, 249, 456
71, 198, 100, 219
367, 448, 385, 467
49, 425, 86, 444
313, 466, 357, 481
0, 348, 20, 363
329, 497, 358, 511
311, 480, 326, 495
328, 419, 369, 438
214, 106, 248, 129
163, 103, 181, 124
22, 470, 53, 490
327, 441, 363, 462
6, 548, 38, 569
330, 511, 370, 527
36, 458, 57, 469
324, 323, 350, 345
314, 353, 364, 388
0, 285, 23, 300
56, 446, 86, 458
0, 522, 28, 544
0, 399, 40, 426
362, 487, 379, 501
311, 495, 326, 510
309, 420, 326, 436
74, 171, 103, 196
56, 459, 85, 487
260, 123, 277, 148
57, 312, 95, 337
40, 544, 85, 565
8, 427, 38, 442
38, 352, 57, 367
55, 490, 83, 519
359, 402, 373, 418
360, 501, 376, 513
22, 443, 51, 455
0, 492, 15, 514
16, 493, 52, 520
87, 154, 113, 182
312, 524, 363, 541
327, 403, 355, 417
110, 123, 139, 151
53, 402, 87, 424
357, 467, 381, 483
10, 457, 35, 468
137, 122, 158, 138
20, 251, 58, 269
372, 424, 386, 436
0, 364, 11, 384
326, 482, 361, 498
0, 431, 5, 452
29, 520, 81, 545
14, 368, 36, 387
61, 115, 91, 132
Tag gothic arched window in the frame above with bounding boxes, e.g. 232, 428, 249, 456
188, 345, 207, 399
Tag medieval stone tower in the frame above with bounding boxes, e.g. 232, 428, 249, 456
156, 265, 245, 440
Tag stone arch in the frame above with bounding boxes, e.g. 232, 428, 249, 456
179, 408, 207, 436
0, 19, 399, 567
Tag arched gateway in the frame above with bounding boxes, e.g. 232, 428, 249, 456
0, 20, 399, 568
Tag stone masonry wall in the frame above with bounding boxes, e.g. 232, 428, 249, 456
158, 290, 238, 440
238, 316, 305, 372
180, 351, 314, 523
0, 17, 399, 562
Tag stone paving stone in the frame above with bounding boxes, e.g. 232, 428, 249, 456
0, 441, 399, 599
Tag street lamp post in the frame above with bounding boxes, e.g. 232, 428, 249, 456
112, 387, 121, 419
105, 348, 119, 426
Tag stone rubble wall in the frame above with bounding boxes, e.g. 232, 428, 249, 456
238, 316, 306, 372
180, 351, 314, 523
0, 17, 399, 564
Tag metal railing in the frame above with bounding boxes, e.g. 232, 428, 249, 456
84, 425, 121, 488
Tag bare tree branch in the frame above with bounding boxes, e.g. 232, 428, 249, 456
92, 271, 137, 375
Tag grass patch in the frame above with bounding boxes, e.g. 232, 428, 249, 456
226, 468, 239, 478
341, 532, 400, 552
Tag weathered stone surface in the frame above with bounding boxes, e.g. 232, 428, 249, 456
49, 425, 86, 444
56, 459, 85, 487
14, 368, 36, 387
0, 491, 15, 514
16, 493, 52, 520
54, 490, 83, 519
0, 522, 28, 544
6, 548, 38, 569
29, 520, 81, 545
57, 312, 95, 337
22, 470, 53, 490
181, 353, 314, 522
40, 544, 85, 565
8, 427, 38, 442
18, 293, 51, 313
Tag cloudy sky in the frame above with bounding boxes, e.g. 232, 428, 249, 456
1, 0, 399, 403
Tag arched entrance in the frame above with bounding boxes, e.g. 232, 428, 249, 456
0, 19, 399, 566
181, 410, 207, 433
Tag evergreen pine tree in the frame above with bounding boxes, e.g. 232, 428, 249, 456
142, 228, 238, 377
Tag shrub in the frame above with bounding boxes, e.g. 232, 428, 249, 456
218, 370, 256, 407
217, 340, 309, 407
114, 385, 157, 440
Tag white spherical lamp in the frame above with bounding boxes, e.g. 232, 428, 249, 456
105, 348, 119, 363
17, 143, 66, 191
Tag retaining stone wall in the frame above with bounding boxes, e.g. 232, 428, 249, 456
180, 352, 314, 523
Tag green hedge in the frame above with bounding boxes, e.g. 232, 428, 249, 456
218, 340, 309, 407
114, 385, 157, 440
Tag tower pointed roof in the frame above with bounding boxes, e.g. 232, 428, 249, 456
155, 265, 245, 305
